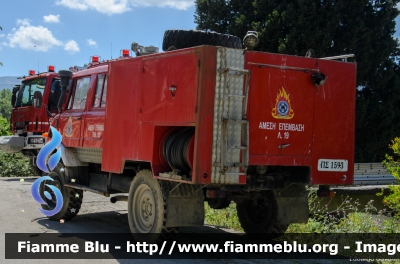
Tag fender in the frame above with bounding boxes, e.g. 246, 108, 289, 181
59, 144, 88, 167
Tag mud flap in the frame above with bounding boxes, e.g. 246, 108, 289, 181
0, 136, 24, 154
165, 196, 204, 227
276, 197, 309, 225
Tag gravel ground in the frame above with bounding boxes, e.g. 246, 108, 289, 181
0, 177, 369, 264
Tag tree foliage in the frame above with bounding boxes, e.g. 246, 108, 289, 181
195, 0, 400, 162
0, 116, 10, 136
381, 137, 400, 216
0, 116, 32, 177
0, 89, 12, 122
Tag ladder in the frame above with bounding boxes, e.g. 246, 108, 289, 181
217, 67, 250, 177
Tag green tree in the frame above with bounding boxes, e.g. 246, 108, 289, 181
0, 116, 10, 136
381, 137, 400, 216
195, 0, 400, 162
0, 89, 12, 121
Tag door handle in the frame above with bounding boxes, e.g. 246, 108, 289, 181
75, 116, 81, 120
279, 143, 290, 149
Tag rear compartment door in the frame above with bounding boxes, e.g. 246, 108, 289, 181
247, 54, 316, 157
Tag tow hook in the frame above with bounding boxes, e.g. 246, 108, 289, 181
317, 185, 335, 198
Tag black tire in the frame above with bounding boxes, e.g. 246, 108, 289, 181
236, 191, 288, 239
162, 29, 243, 51
128, 170, 177, 241
40, 163, 83, 221
207, 198, 231, 209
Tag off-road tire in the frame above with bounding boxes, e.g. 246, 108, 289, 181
162, 29, 242, 51
40, 163, 83, 221
128, 170, 178, 241
207, 198, 231, 209
236, 191, 288, 239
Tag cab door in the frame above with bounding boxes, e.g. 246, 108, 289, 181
58, 76, 92, 147
82, 73, 107, 149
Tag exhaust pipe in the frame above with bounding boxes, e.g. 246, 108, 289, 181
110, 196, 128, 203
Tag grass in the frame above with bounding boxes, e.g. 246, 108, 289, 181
204, 196, 400, 234
204, 202, 243, 231
204, 197, 400, 263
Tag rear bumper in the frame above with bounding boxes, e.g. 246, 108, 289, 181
0, 136, 24, 153
0, 135, 45, 154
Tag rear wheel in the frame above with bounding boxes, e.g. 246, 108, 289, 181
40, 163, 83, 220
128, 170, 177, 241
162, 29, 242, 51
236, 191, 288, 238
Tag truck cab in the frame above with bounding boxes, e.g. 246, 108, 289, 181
0, 66, 61, 174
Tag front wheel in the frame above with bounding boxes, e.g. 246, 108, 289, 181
236, 191, 288, 239
40, 163, 83, 220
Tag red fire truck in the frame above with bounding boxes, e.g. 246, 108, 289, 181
0, 66, 61, 174
44, 30, 356, 238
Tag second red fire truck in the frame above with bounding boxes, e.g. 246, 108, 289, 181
0, 66, 61, 174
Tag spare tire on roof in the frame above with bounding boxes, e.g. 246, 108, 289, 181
162, 29, 243, 51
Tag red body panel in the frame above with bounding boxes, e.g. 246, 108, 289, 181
102, 47, 215, 185
56, 46, 356, 186
245, 52, 356, 185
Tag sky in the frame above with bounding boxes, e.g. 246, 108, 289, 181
0, 0, 197, 76
1, 1, 400, 77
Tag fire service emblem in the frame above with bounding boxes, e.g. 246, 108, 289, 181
272, 87, 294, 119
65, 115, 73, 137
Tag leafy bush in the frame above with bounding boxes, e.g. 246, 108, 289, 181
0, 115, 33, 177
381, 137, 400, 216
0, 150, 33, 177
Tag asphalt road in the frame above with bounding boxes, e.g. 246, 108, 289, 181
0, 177, 362, 264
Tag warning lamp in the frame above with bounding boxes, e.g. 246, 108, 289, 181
122, 49, 130, 57
243, 31, 259, 50
29, 70, 35, 75
48, 65, 55, 72
91, 56, 99, 63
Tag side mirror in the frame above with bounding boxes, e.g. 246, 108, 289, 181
33, 91, 42, 108
57, 70, 73, 112
11, 85, 20, 107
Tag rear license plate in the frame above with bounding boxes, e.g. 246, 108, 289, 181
318, 159, 348, 172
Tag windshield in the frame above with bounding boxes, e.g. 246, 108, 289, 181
15, 78, 46, 107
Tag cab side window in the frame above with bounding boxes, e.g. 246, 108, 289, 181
70, 77, 90, 110
93, 74, 107, 108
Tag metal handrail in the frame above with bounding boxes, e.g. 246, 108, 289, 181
319, 54, 355, 62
